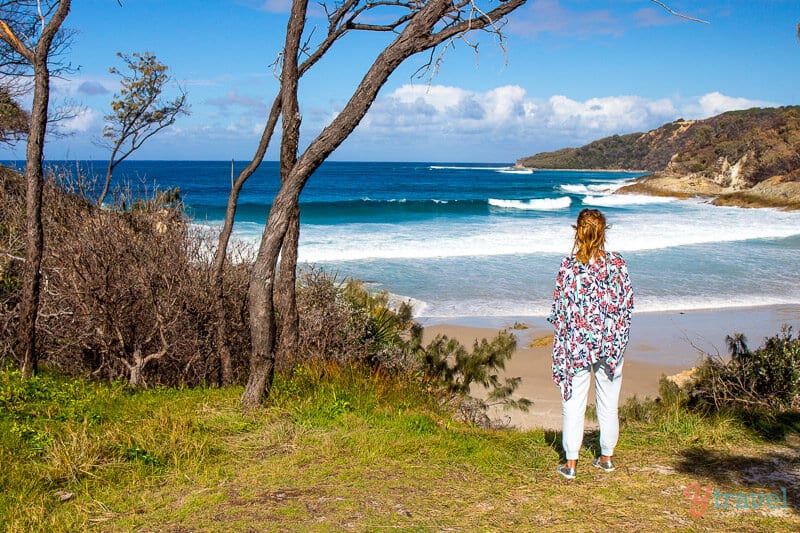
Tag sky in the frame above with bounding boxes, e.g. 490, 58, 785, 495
2, 0, 799, 163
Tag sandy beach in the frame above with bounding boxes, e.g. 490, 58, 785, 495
421, 304, 800, 430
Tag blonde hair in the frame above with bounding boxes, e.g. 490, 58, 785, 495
572, 208, 608, 264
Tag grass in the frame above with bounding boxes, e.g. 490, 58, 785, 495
1, 364, 798, 532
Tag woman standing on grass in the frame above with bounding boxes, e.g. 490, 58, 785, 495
548, 208, 634, 480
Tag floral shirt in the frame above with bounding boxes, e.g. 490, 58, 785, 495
547, 251, 634, 401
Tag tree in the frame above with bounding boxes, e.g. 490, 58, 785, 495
240, 0, 527, 407
0, 0, 71, 377
0, 84, 27, 144
95, 51, 188, 206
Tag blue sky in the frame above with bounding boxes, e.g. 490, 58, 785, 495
2, 0, 798, 163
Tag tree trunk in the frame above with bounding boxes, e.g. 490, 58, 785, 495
128, 350, 145, 388
211, 97, 282, 386
241, 0, 307, 407
276, 203, 300, 364
243, 208, 285, 406
96, 144, 120, 206
16, 55, 51, 377
2, 0, 72, 377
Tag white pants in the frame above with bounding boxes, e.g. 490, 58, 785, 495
562, 360, 624, 461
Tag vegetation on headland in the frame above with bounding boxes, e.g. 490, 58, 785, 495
517, 106, 800, 209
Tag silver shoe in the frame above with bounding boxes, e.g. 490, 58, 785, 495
592, 457, 615, 472
557, 464, 576, 479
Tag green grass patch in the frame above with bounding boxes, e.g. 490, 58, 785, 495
1, 365, 798, 532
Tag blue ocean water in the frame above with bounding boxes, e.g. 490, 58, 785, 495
23, 160, 800, 319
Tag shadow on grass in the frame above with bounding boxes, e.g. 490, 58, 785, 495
674, 444, 800, 513
544, 429, 603, 464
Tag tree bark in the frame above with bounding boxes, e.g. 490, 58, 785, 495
211, 97, 281, 386
276, 203, 300, 365
16, 60, 47, 377
241, 0, 308, 406
2, 0, 73, 377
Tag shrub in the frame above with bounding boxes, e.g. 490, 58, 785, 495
293, 268, 372, 366
1, 166, 252, 386
0, 167, 25, 364
292, 270, 530, 426
689, 326, 800, 413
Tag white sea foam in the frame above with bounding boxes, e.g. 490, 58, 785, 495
559, 182, 627, 195
497, 167, 534, 174
414, 294, 800, 319
429, 165, 507, 171
386, 292, 428, 316
582, 194, 674, 207
488, 197, 572, 211
225, 200, 800, 263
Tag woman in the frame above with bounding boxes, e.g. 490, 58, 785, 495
548, 208, 634, 479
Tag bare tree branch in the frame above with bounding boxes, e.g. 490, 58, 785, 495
650, 0, 709, 24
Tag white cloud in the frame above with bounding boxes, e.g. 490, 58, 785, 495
689, 91, 775, 118
358, 84, 678, 141
58, 107, 101, 133
544, 94, 677, 132
332, 85, 780, 162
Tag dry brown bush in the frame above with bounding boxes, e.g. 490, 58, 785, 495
293, 268, 371, 368
1, 166, 26, 361
2, 167, 252, 386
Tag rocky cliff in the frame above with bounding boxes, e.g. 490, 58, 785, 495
517, 106, 800, 209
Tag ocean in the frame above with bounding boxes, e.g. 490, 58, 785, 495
27, 160, 800, 322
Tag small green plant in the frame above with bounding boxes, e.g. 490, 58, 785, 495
9, 421, 52, 455
401, 413, 438, 434
323, 389, 352, 419
120, 444, 166, 467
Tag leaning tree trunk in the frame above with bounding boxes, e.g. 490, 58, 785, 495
16, 55, 51, 377
242, 0, 451, 406
276, 204, 300, 365
96, 143, 121, 207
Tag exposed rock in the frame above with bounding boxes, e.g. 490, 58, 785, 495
665, 368, 697, 388
712, 175, 800, 209
617, 173, 725, 199
618, 172, 800, 210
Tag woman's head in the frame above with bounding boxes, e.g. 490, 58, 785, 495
572, 208, 608, 263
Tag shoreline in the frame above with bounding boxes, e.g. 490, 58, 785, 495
420, 304, 800, 430
514, 165, 649, 173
